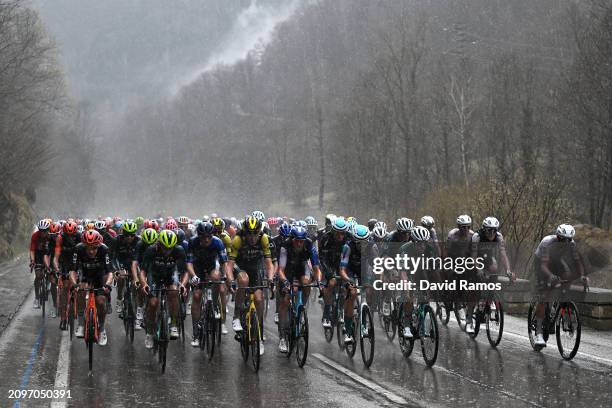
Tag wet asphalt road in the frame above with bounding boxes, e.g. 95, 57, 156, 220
1, 268, 612, 407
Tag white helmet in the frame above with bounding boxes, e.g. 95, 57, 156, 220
252, 210, 265, 222
375, 221, 387, 231
482, 217, 500, 229
94, 220, 106, 230
304, 216, 318, 227
556, 224, 575, 239
37, 219, 51, 231
177, 216, 190, 225
372, 225, 387, 240
187, 223, 196, 232
456, 214, 472, 226
395, 217, 414, 233
421, 216, 435, 228
411, 226, 431, 242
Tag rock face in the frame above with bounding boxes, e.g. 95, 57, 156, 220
574, 224, 612, 289
0, 192, 34, 261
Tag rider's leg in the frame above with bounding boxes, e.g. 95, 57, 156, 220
191, 288, 203, 337
96, 294, 107, 330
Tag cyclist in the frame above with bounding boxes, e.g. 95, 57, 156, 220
70, 230, 114, 346
131, 227, 158, 330
140, 230, 187, 348
447, 214, 476, 332
319, 217, 349, 328
532, 224, 587, 347
339, 224, 374, 343
397, 226, 435, 338
47, 222, 62, 318
367, 219, 378, 231
53, 221, 81, 329
382, 218, 414, 256
185, 222, 232, 346
228, 215, 274, 356
470, 217, 515, 281
178, 216, 192, 240
134, 216, 145, 234
304, 216, 319, 243
277, 225, 321, 352
267, 216, 281, 238
111, 220, 140, 317
30, 219, 53, 309
421, 216, 442, 257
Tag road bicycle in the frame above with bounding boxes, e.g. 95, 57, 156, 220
236, 284, 267, 372
283, 281, 318, 367
150, 287, 180, 374
527, 279, 588, 360
195, 279, 225, 360
397, 295, 439, 367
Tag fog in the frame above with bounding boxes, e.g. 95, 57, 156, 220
7, 0, 610, 233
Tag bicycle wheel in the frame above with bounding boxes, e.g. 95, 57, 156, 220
336, 306, 345, 350
206, 304, 216, 360
249, 311, 261, 372
240, 314, 249, 362
123, 289, 130, 336
87, 309, 95, 372
263, 287, 269, 318
324, 303, 334, 343
556, 302, 581, 360
453, 302, 467, 331
159, 309, 169, 373
527, 300, 548, 351
345, 298, 359, 358
486, 296, 504, 347
398, 308, 414, 358
296, 306, 309, 368
436, 302, 450, 326
287, 303, 295, 358
420, 305, 439, 367
469, 305, 480, 339
40, 277, 47, 318
381, 300, 397, 342
179, 295, 186, 343
360, 305, 375, 368
68, 295, 75, 341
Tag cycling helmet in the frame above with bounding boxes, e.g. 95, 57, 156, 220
372, 225, 387, 240
94, 220, 106, 231
456, 215, 472, 226
76, 225, 84, 234
50, 222, 62, 234
375, 221, 387, 231
85, 222, 95, 231
159, 229, 178, 249
197, 221, 214, 236
395, 218, 414, 233
304, 216, 318, 226
291, 226, 307, 240
141, 228, 158, 245
83, 230, 103, 246
202, 215, 210, 223
212, 217, 225, 232
177, 216, 189, 225
63, 221, 78, 235
352, 224, 371, 241
325, 214, 337, 226
252, 210, 265, 222
164, 219, 178, 231
296, 219, 307, 228
267, 217, 280, 226
114, 220, 123, 230
411, 226, 431, 242
482, 217, 500, 230
556, 224, 575, 239
188, 223, 196, 232
134, 216, 144, 226
210, 213, 218, 219
244, 216, 261, 234
421, 216, 435, 228
143, 219, 153, 229
332, 217, 349, 232
122, 220, 138, 234
279, 223, 292, 237
367, 219, 378, 230
151, 220, 160, 231
37, 219, 51, 231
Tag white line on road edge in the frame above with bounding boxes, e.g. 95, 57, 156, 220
312, 353, 409, 406
50, 330, 70, 408
501, 330, 612, 366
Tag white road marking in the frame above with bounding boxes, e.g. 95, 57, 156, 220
50, 330, 71, 408
312, 353, 410, 406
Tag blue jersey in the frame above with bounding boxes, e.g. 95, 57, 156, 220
187, 235, 228, 275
